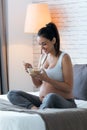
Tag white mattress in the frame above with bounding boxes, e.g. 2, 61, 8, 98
0, 92, 87, 130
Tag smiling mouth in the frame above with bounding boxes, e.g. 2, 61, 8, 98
43, 49, 47, 52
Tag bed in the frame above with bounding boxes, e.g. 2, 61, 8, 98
0, 92, 87, 130
0, 64, 87, 130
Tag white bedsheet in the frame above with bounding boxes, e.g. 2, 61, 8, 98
0, 92, 87, 130
75, 99, 87, 108
0, 111, 45, 130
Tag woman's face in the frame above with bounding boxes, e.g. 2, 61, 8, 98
37, 36, 55, 54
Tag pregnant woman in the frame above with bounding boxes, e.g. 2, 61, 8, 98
7, 22, 77, 109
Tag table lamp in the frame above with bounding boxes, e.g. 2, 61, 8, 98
24, 3, 51, 33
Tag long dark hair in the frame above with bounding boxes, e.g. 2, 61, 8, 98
37, 22, 60, 56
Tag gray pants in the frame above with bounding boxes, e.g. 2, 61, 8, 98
7, 90, 77, 109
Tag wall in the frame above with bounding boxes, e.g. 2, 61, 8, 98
7, 0, 87, 92
32, 0, 87, 65
7, 0, 34, 91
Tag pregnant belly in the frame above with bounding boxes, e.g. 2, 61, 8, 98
39, 83, 56, 101
39, 82, 73, 101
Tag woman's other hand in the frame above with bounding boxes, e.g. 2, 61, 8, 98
35, 69, 49, 82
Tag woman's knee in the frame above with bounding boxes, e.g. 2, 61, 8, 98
7, 90, 20, 104
44, 93, 57, 102
41, 93, 57, 108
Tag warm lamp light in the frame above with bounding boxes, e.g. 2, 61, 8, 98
24, 3, 51, 33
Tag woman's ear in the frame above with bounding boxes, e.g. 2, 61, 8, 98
52, 37, 56, 45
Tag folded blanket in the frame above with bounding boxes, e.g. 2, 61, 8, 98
0, 98, 87, 130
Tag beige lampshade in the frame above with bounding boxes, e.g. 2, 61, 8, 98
24, 3, 51, 33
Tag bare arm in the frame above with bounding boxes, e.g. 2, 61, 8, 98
46, 54, 73, 92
